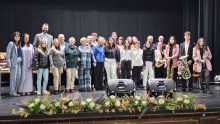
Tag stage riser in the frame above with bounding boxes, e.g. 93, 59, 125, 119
1, 116, 220, 124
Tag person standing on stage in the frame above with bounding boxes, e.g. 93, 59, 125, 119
33, 23, 53, 49
111, 32, 118, 43
164, 36, 179, 83
49, 38, 66, 95
155, 41, 166, 78
142, 41, 155, 90
78, 37, 96, 92
193, 38, 212, 93
120, 40, 132, 79
93, 36, 105, 90
91, 32, 98, 46
130, 36, 138, 50
18, 33, 34, 95
179, 31, 195, 92
33, 40, 50, 95
104, 37, 120, 80
131, 41, 143, 90
64, 37, 80, 93
117, 37, 125, 51
6, 31, 22, 96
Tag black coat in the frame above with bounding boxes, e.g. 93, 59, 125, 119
179, 41, 195, 62
33, 50, 49, 70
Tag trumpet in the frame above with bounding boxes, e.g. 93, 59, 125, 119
177, 55, 191, 79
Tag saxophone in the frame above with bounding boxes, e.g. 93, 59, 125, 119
155, 60, 165, 68
166, 57, 176, 79
177, 55, 191, 79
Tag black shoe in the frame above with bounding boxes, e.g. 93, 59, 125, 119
136, 87, 140, 90
54, 90, 59, 95
79, 89, 86, 92
181, 88, 186, 92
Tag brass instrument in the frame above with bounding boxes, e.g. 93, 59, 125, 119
166, 57, 176, 79
177, 55, 191, 79
155, 60, 165, 68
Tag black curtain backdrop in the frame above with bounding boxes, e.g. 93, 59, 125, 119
0, 0, 220, 78
0, 0, 183, 48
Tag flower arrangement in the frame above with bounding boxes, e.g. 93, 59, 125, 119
12, 92, 206, 118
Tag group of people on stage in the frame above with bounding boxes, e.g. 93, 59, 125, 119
5, 23, 212, 96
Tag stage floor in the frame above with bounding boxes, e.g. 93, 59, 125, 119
1, 85, 220, 116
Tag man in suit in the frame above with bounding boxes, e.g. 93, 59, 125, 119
33, 23, 53, 49
179, 31, 195, 92
58, 34, 69, 50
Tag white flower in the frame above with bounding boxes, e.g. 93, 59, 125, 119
134, 101, 139, 105
141, 101, 147, 106
89, 102, 95, 108
68, 102, 73, 107
115, 100, 121, 107
135, 96, 141, 100
62, 97, 69, 101
183, 99, 190, 104
55, 102, 60, 107
34, 98, 40, 103
40, 104, 46, 110
177, 97, 183, 101
81, 101, 86, 106
28, 103, 35, 108
158, 95, 164, 98
110, 95, 116, 100
158, 99, 165, 105
19, 108, 24, 111
183, 95, 189, 99
86, 98, 92, 103
105, 101, 110, 106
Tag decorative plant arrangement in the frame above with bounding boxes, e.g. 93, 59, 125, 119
12, 92, 206, 118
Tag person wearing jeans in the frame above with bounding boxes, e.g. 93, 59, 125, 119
33, 40, 50, 95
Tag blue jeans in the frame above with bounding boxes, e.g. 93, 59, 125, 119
37, 68, 49, 91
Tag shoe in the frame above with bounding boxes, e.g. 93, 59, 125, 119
65, 89, 70, 93
144, 87, 147, 90
54, 90, 59, 95
21, 92, 25, 96
42, 90, 48, 95
87, 89, 92, 92
181, 88, 186, 92
10, 93, 20, 97
70, 89, 74, 93
26, 92, 31, 95
37, 91, 41, 95
79, 89, 85, 92
136, 87, 140, 90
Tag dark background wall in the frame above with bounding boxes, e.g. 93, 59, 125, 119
0, 0, 220, 78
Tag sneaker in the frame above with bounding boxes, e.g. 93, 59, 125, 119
37, 91, 41, 95
42, 90, 48, 95
26, 92, 31, 95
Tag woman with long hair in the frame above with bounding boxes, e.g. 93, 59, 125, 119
142, 41, 155, 89
18, 33, 34, 95
49, 38, 66, 95
130, 36, 138, 50
6, 31, 22, 96
104, 37, 120, 80
34, 40, 50, 95
193, 38, 212, 93
120, 40, 132, 79
117, 37, 124, 51
164, 36, 179, 83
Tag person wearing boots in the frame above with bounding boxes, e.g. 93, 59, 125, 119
193, 38, 212, 93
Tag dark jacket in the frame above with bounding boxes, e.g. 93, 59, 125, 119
104, 46, 120, 62
33, 50, 49, 70
142, 48, 155, 66
64, 45, 80, 68
179, 41, 195, 62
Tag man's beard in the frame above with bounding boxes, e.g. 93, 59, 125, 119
42, 30, 48, 33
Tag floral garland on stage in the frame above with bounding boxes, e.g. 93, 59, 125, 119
12, 92, 206, 118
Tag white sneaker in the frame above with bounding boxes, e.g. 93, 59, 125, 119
42, 90, 48, 95
37, 91, 41, 95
